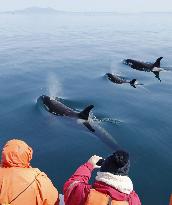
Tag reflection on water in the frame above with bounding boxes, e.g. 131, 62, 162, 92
0, 13, 172, 205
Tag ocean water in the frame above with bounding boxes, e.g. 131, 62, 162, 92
0, 13, 172, 205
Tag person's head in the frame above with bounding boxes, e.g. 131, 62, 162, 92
1, 139, 33, 168
100, 150, 130, 176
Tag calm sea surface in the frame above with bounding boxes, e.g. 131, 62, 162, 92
0, 13, 172, 205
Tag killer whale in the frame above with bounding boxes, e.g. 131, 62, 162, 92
40, 95, 119, 150
123, 57, 163, 81
41, 95, 94, 121
123, 57, 163, 71
106, 73, 137, 88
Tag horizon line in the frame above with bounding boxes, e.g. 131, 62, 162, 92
1, 6, 172, 14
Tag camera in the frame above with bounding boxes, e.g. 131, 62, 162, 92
96, 159, 105, 166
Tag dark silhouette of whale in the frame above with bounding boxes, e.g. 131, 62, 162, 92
123, 57, 163, 71
106, 73, 137, 88
123, 57, 163, 81
41, 95, 94, 120
40, 95, 119, 150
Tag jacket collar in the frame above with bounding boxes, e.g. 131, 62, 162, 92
95, 172, 133, 194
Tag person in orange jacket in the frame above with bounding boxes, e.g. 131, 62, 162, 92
0, 139, 59, 205
64, 150, 141, 205
169, 194, 172, 205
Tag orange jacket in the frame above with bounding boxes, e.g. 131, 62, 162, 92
169, 194, 172, 205
0, 139, 59, 205
85, 189, 129, 205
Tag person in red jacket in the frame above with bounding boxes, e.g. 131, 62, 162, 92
63, 150, 141, 205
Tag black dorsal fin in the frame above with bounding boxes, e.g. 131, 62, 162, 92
153, 57, 163, 68
78, 105, 94, 120
130, 79, 137, 85
129, 79, 137, 88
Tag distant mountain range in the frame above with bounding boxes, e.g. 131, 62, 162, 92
1, 7, 118, 15
1, 7, 172, 15
2, 7, 67, 14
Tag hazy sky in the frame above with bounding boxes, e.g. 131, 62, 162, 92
0, 0, 172, 12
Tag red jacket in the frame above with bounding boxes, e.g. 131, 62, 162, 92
63, 162, 141, 205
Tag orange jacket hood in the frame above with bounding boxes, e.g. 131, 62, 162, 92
1, 139, 33, 168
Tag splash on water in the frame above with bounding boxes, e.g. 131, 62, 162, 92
100, 118, 122, 125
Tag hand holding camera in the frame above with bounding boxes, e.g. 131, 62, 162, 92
88, 155, 104, 169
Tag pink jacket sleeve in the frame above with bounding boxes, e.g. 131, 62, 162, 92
63, 162, 94, 205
